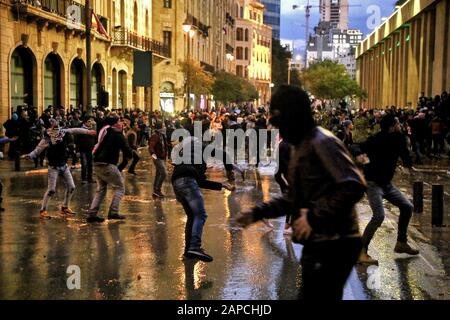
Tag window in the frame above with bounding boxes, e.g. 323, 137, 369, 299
163, 0, 172, 8
236, 47, 243, 60
163, 31, 172, 55
236, 28, 243, 41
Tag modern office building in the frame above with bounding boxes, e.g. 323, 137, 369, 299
260, 0, 280, 39
319, 0, 349, 30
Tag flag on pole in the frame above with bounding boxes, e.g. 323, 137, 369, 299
91, 10, 110, 39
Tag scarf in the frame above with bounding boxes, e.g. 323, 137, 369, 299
92, 125, 111, 155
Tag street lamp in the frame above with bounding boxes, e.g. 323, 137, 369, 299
183, 19, 195, 110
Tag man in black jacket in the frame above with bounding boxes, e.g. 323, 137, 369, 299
236, 86, 366, 300
357, 114, 419, 265
87, 116, 133, 223
172, 119, 236, 262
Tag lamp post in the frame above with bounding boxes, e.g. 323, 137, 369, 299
85, 0, 92, 116
182, 19, 195, 110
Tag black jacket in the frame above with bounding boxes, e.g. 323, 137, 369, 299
249, 127, 366, 243
360, 131, 412, 186
94, 128, 133, 165
171, 137, 233, 190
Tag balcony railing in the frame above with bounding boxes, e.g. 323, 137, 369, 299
113, 28, 171, 59
12, 0, 108, 32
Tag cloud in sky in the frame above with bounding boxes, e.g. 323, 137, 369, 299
281, 0, 396, 42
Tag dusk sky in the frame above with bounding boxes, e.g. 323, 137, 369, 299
280, 0, 397, 54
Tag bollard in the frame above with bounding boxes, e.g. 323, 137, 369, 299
431, 185, 444, 227
14, 152, 21, 172
413, 181, 424, 213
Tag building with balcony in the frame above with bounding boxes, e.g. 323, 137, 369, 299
152, 0, 238, 112
356, 0, 450, 109
0, 0, 171, 123
235, 0, 272, 106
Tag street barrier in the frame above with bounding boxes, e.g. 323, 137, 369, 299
432, 185, 445, 227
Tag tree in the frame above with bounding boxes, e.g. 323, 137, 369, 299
177, 58, 213, 108
212, 71, 258, 105
271, 39, 292, 91
301, 59, 367, 101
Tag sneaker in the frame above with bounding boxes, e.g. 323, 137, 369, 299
357, 251, 378, 265
40, 210, 51, 220
87, 216, 105, 223
107, 214, 126, 220
185, 248, 214, 262
394, 242, 419, 255
60, 207, 76, 215
152, 191, 165, 198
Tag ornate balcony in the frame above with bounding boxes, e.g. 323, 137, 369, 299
11, 0, 109, 40
112, 28, 171, 59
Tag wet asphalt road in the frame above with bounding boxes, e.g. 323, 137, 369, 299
0, 153, 448, 300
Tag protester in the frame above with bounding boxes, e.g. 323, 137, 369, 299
148, 120, 169, 198
236, 86, 367, 300
357, 114, 419, 264
87, 115, 133, 223
23, 118, 96, 219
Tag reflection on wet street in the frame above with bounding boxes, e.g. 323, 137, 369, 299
0, 156, 448, 300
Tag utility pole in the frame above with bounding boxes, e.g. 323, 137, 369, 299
85, 0, 92, 116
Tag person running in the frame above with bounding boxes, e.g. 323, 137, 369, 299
23, 118, 96, 219
236, 86, 366, 300
87, 116, 133, 223
357, 114, 419, 265
172, 119, 236, 262
120, 119, 140, 175
148, 120, 169, 198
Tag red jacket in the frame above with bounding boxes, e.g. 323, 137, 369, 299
148, 130, 168, 160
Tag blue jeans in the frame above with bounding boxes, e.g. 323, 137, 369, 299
153, 158, 167, 192
173, 177, 207, 252
362, 181, 414, 249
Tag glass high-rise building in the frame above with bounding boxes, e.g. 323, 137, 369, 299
260, 0, 281, 39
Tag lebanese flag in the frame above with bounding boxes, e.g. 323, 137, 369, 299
91, 10, 110, 39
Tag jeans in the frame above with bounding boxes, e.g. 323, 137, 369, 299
153, 158, 167, 192
362, 181, 414, 249
41, 165, 75, 211
300, 237, 362, 300
128, 150, 140, 173
80, 151, 93, 181
88, 163, 125, 217
173, 177, 207, 252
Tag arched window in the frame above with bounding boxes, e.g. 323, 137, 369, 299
70, 59, 85, 110
44, 53, 62, 108
10, 46, 36, 110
